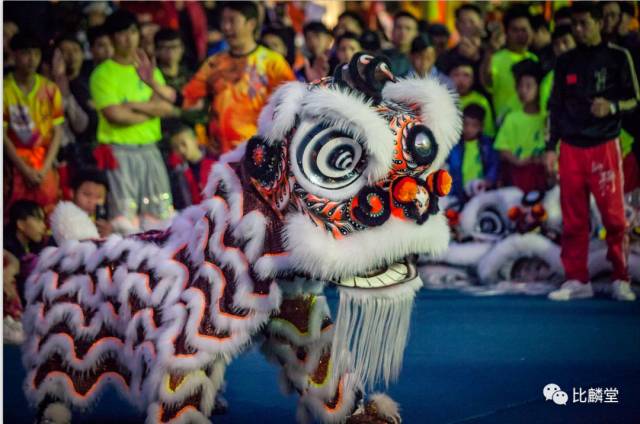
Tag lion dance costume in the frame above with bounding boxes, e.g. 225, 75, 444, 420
22, 54, 461, 423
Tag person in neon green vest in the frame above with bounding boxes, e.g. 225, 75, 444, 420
494, 59, 548, 193
448, 57, 496, 137
481, 5, 538, 125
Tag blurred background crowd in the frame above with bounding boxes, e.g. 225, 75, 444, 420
3, 1, 640, 312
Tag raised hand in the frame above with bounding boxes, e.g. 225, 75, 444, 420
303, 52, 330, 83
134, 48, 156, 86
52, 48, 69, 94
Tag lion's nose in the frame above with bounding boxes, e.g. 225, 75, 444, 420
426, 170, 452, 197
392, 170, 451, 205
389, 170, 452, 225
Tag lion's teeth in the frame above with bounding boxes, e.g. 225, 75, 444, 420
384, 271, 401, 283
390, 263, 408, 276
336, 262, 410, 288
339, 276, 356, 287
368, 276, 387, 287
354, 276, 371, 288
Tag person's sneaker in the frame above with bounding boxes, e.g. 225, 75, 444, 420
548, 280, 594, 301
612, 280, 636, 301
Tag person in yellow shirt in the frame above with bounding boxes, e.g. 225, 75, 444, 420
3, 33, 64, 215
494, 59, 548, 193
481, 5, 538, 124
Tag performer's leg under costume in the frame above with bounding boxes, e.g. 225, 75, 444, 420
261, 281, 358, 423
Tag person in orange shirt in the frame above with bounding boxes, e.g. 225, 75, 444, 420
140, 2, 295, 154
3, 33, 64, 214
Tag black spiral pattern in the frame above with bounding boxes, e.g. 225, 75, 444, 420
352, 186, 391, 227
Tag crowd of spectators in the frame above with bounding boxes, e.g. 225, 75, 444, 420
3, 1, 640, 308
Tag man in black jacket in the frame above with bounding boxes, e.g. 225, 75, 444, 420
545, 2, 639, 301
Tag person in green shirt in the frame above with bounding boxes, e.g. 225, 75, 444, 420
494, 59, 548, 193
89, 9, 176, 234
481, 5, 538, 124
447, 57, 496, 137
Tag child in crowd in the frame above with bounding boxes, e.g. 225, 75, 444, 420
448, 57, 496, 137
494, 59, 548, 193
70, 168, 112, 238
3, 33, 64, 215
3, 200, 47, 260
87, 24, 114, 67
335, 32, 362, 65
49, 167, 113, 243
168, 126, 217, 209
408, 35, 453, 89
448, 104, 500, 201
297, 21, 332, 81
3, 200, 47, 305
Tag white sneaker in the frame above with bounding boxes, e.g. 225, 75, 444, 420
548, 280, 594, 301
612, 280, 636, 301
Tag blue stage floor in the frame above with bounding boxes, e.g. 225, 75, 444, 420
4, 289, 640, 423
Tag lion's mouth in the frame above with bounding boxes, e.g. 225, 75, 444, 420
333, 255, 417, 288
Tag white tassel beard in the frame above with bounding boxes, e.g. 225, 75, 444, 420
330, 277, 422, 392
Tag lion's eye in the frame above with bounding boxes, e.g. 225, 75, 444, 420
406, 125, 438, 166
291, 122, 367, 199
316, 136, 362, 183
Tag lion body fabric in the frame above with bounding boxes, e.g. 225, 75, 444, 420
22, 158, 358, 423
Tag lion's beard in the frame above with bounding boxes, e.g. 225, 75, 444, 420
329, 277, 422, 393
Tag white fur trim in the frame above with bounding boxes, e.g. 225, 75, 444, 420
459, 187, 523, 241
42, 402, 72, 424
477, 233, 564, 283
50, 202, 99, 244
203, 144, 247, 200
232, 211, 267, 263
145, 402, 210, 424
369, 393, 401, 424
300, 374, 359, 424
282, 212, 450, 281
441, 242, 493, 266
258, 81, 308, 143
330, 278, 421, 391
382, 76, 462, 171
3, 316, 24, 345
156, 370, 216, 417
542, 186, 562, 233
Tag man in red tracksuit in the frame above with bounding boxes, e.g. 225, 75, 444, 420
545, 2, 639, 301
